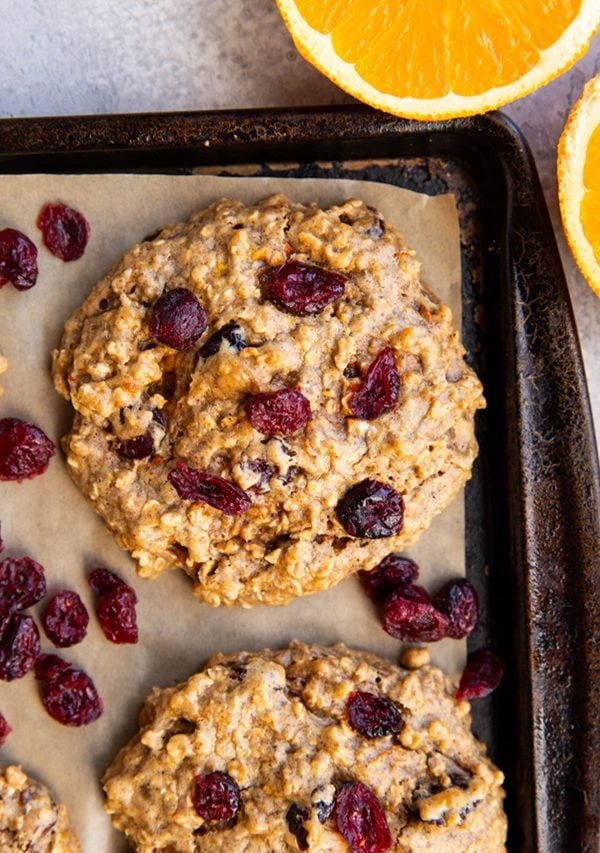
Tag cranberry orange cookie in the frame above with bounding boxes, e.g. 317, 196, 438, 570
52, 195, 484, 606
0, 765, 80, 851
103, 642, 507, 851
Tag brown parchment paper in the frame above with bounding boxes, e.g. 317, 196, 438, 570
0, 174, 465, 852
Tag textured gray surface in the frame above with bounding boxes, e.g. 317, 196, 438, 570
0, 0, 598, 432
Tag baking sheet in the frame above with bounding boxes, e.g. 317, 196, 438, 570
0, 174, 464, 851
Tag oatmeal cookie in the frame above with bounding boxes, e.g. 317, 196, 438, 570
103, 641, 507, 852
0, 765, 80, 852
52, 195, 484, 606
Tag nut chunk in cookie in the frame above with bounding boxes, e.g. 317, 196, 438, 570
0, 765, 80, 852
103, 642, 507, 852
52, 195, 484, 607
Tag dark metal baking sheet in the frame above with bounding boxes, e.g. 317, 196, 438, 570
0, 105, 598, 853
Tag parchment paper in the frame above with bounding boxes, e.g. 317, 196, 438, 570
0, 174, 464, 852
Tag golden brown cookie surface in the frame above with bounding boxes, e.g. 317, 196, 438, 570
0, 765, 80, 852
103, 642, 506, 852
53, 195, 484, 606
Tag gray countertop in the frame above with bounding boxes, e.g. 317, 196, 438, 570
1, 0, 598, 435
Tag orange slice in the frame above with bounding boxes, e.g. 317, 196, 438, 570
275, 0, 600, 119
558, 71, 600, 297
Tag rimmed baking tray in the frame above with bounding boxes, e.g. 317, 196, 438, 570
0, 105, 598, 852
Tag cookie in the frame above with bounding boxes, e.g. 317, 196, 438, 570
103, 641, 507, 851
52, 195, 484, 606
0, 765, 80, 852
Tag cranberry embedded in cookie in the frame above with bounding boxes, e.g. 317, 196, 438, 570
335, 782, 393, 853
245, 388, 312, 437
192, 771, 241, 822
115, 432, 155, 460
348, 347, 400, 420
336, 480, 404, 538
346, 691, 402, 738
262, 259, 347, 315
168, 462, 251, 516
149, 287, 207, 350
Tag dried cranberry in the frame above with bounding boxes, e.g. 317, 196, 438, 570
0, 605, 11, 640
348, 348, 400, 420
37, 203, 90, 261
359, 554, 419, 604
96, 587, 138, 644
199, 321, 247, 358
0, 614, 40, 680
42, 590, 89, 648
169, 462, 251, 516
336, 480, 404, 538
39, 663, 103, 726
346, 691, 402, 738
149, 287, 207, 350
455, 650, 505, 701
263, 260, 347, 315
0, 711, 11, 745
245, 389, 312, 437
286, 803, 310, 850
88, 567, 130, 596
88, 568, 138, 643
382, 584, 450, 643
192, 771, 241, 822
115, 432, 154, 460
0, 228, 38, 290
334, 782, 392, 853
0, 418, 55, 481
0, 556, 46, 611
34, 653, 72, 683
434, 579, 479, 639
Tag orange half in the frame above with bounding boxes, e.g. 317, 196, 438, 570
276, 0, 600, 119
558, 71, 600, 297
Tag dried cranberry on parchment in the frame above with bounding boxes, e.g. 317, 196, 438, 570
0, 228, 38, 290
0, 418, 55, 481
37, 202, 90, 261
88, 568, 138, 644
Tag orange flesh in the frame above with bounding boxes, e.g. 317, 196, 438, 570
295, 0, 581, 98
582, 123, 600, 263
